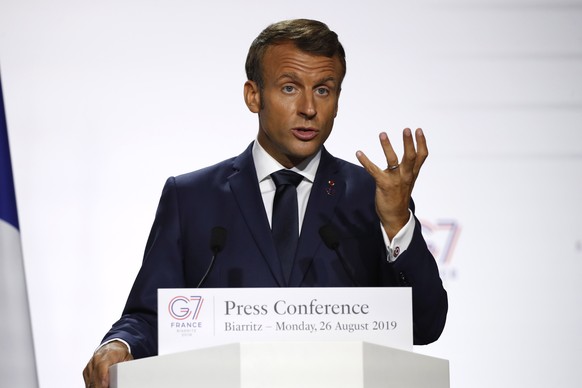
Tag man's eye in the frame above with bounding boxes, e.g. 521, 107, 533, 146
282, 85, 295, 93
315, 87, 329, 96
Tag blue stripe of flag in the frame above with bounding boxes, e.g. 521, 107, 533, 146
0, 75, 20, 230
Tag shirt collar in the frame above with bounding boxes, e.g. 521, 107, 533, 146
252, 139, 321, 184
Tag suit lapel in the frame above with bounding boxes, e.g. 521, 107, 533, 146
228, 144, 286, 286
289, 148, 343, 286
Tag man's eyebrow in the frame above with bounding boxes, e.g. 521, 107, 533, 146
315, 76, 338, 85
277, 72, 300, 82
276, 73, 338, 86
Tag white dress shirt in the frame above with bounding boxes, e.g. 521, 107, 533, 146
251, 140, 415, 263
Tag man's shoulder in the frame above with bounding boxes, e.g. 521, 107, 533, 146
173, 156, 237, 185
171, 143, 253, 187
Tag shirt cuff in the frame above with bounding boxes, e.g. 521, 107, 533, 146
381, 209, 415, 263
96, 338, 132, 355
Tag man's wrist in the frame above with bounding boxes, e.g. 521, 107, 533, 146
96, 339, 131, 355
381, 209, 415, 262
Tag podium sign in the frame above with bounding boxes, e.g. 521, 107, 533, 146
158, 287, 412, 355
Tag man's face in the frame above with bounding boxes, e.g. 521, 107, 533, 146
244, 42, 343, 168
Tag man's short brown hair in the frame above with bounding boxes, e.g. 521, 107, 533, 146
245, 19, 347, 89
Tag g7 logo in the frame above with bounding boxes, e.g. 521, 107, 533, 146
168, 296, 204, 320
421, 219, 461, 279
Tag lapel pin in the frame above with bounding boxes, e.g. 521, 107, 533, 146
325, 179, 336, 196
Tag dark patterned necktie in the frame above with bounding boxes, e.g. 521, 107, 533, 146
271, 170, 303, 283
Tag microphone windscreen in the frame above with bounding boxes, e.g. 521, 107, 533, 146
319, 225, 340, 250
210, 226, 227, 253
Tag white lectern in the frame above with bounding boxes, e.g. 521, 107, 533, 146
110, 341, 449, 388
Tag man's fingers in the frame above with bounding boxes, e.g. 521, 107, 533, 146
95, 362, 111, 388
83, 359, 108, 388
413, 128, 429, 175
356, 150, 381, 176
400, 128, 418, 174
82, 364, 91, 386
401, 127, 429, 181
83, 341, 133, 388
358, 128, 429, 184
379, 132, 399, 169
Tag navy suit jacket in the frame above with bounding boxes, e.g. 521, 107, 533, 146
102, 144, 447, 358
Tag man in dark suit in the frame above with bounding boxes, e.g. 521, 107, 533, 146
83, 18, 447, 388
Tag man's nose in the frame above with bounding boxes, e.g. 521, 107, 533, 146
298, 93, 317, 120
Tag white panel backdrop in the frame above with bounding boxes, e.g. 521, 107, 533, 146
1, 0, 581, 387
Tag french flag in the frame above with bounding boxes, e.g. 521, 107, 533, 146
0, 74, 39, 387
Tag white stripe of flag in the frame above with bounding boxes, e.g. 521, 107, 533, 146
0, 74, 39, 387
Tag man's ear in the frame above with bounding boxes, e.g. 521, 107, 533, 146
244, 80, 261, 113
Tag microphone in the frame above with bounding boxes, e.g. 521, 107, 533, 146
197, 226, 227, 288
319, 225, 360, 286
